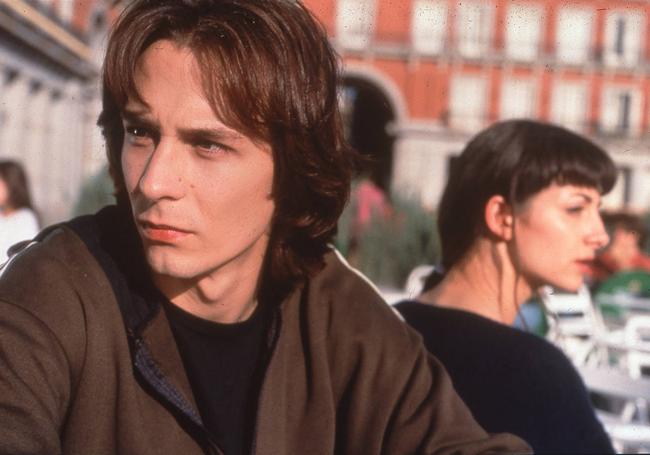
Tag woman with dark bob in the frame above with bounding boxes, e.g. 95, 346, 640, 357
396, 119, 616, 452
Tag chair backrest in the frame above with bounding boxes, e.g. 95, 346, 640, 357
579, 365, 650, 402
578, 364, 650, 452
403, 265, 434, 299
541, 285, 616, 366
625, 315, 650, 379
542, 284, 599, 338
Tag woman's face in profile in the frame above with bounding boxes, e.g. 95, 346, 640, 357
511, 183, 609, 292
0, 177, 8, 211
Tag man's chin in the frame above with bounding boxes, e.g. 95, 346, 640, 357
145, 253, 195, 281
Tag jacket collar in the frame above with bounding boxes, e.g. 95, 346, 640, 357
65, 206, 209, 434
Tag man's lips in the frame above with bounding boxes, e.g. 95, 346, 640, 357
138, 220, 192, 242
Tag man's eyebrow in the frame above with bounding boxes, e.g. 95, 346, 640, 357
121, 108, 155, 124
178, 127, 244, 142
119, 109, 244, 141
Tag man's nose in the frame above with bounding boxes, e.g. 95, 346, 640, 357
136, 138, 185, 201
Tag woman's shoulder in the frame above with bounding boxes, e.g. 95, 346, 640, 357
395, 300, 523, 336
395, 300, 574, 366
395, 300, 613, 452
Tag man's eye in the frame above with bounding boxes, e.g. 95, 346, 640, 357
196, 141, 228, 156
125, 126, 149, 138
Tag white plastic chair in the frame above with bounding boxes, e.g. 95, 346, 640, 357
402, 264, 434, 300
542, 285, 614, 366
579, 365, 650, 452
625, 315, 650, 380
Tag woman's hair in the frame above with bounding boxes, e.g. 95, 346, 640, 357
0, 160, 34, 211
438, 119, 617, 271
98, 0, 358, 295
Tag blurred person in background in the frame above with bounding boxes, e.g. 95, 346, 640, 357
345, 174, 392, 265
0, 160, 38, 263
588, 211, 650, 286
396, 119, 616, 453
0, 1, 529, 454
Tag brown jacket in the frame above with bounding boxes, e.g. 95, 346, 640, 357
0, 208, 530, 454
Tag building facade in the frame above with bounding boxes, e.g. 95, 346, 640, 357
0, 0, 110, 224
304, 0, 650, 210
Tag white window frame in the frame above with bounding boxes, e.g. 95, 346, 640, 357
504, 3, 543, 62
59, 0, 75, 23
412, 0, 448, 55
556, 8, 594, 65
600, 85, 642, 136
550, 81, 588, 132
455, 1, 493, 59
604, 11, 644, 68
449, 74, 488, 131
500, 77, 536, 120
336, 0, 376, 51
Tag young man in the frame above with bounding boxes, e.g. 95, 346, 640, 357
0, 1, 529, 454
588, 211, 650, 286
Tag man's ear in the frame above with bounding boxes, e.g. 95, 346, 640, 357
484, 195, 514, 241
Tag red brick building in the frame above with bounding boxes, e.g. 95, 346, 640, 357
304, 0, 650, 210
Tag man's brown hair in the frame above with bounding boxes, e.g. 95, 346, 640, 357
98, 0, 356, 295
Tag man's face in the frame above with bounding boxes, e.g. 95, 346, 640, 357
120, 40, 275, 288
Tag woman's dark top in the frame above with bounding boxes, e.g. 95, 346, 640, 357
395, 300, 614, 454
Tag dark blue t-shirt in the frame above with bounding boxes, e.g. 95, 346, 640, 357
395, 300, 614, 453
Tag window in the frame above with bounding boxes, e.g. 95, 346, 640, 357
337, 0, 376, 51
556, 8, 593, 64
449, 74, 487, 130
550, 82, 587, 132
500, 77, 536, 119
505, 4, 543, 61
456, 1, 493, 58
412, 0, 448, 55
602, 167, 630, 209
600, 86, 641, 136
60, 0, 75, 23
604, 11, 643, 67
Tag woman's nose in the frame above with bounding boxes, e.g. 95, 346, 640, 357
587, 213, 610, 250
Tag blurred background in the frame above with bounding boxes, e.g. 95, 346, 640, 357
2, 0, 650, 287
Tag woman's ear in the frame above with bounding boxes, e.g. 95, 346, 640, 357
484, 195, 514, 241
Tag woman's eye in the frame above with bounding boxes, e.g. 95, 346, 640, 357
566, 206, 584, 214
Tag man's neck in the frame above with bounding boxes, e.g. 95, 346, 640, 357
153, 256, 265, 324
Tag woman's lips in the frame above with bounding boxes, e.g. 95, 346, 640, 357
575, 259, 594, 274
